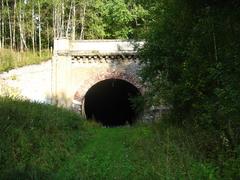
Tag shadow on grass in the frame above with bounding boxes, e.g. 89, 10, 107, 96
1, 165, 53, 180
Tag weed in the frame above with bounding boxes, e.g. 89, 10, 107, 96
0, 49, 51, 72
10, 74, 17, 80
0, 97, 87, 179
0, 97, 237, 179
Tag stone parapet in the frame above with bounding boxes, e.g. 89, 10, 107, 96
54, 39, 144, 56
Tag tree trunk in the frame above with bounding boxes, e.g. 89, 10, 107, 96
53, 6, 56, 39
32, 6, 35, 53
72, 0, 76, 40
54, 4, 61, 38
47, 22, 50, 54
0, 0, 2, 49
19, 0, 23, 52
80, 4, 86, 40
13, 0, 16, 50
60, 2, 65, 38
1, 0, 5, 48
66, 1, 73, 38
38, 0, 41, 57
6, 0, 13, 50
22, 1, 27, 50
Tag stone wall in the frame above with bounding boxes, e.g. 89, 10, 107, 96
52, 39, 144, 113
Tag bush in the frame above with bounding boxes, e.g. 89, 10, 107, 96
140, 0, 240, 178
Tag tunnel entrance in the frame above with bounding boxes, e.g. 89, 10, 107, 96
84, 79, 141, 127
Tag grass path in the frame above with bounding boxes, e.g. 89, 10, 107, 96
56, 124, 219, 180
0, 98, 225, 179
57, 126, 152, 179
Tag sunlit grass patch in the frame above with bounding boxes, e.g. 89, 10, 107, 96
0, 49, 51, 72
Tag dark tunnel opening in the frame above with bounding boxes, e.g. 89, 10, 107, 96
84, 79, 141, 127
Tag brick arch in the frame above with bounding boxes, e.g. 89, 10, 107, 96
73, 70, 143, 105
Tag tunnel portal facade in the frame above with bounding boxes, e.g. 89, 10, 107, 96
52, 39, 144, 124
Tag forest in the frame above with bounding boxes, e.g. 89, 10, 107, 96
0, 0, 240, 178
139, 0, 240, 178
0, 0, 150, 52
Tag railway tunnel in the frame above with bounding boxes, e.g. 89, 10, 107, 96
84, 79, 141, 127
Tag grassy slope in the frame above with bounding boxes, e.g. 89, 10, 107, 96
0, 97, 89, 179
0, 49, 50, 72
0, 97, 220, 179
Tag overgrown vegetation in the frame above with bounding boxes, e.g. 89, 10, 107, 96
0, 97, 223, 179
1, 0, 240, 178
140, 0, 240, 178
0, 49, 50, 72
56, 123, 222, 179
0, 97, 88, 178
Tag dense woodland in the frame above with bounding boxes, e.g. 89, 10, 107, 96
0, 0, 240, 178
0, 0, 152, 52
139, 0, 240, 177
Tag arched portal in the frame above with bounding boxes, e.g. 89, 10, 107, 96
83, 79, 141, 126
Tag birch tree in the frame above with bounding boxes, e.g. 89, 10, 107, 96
38, 0, 41, 56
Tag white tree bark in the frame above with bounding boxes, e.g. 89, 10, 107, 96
66, 1, 73, 38
1, 0, 5, 48
13, 0, 16, 49
6, 0, 13, 50
80, 4, 86, 40
72, 0, 76, 40
38, 0, 41, 57
31, 6, 35, 53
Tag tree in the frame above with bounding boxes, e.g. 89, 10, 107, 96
140, 0, 240, 149
0, 0, 150, 50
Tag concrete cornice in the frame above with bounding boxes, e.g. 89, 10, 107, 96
54, 39, 144, 56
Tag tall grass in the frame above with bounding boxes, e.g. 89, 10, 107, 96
125, 122, 220, 179
0, 49, 51, 72
145, 120, 240, 179
0, 97, 238, 179
0, 97, 88, 179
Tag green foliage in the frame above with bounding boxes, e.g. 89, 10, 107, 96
129, 95, 145, 115
83, 0, 149, 39
140, 0, 240, 178
0, 0, 151, 50
104, 0, 134, 38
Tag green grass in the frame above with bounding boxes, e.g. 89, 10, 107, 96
0, 97, 89, 179
0, 49, 51, 72
0, 97, 233, 179
56, 124, 219, 179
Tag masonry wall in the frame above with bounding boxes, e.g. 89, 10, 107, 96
52, 39, 143, 112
